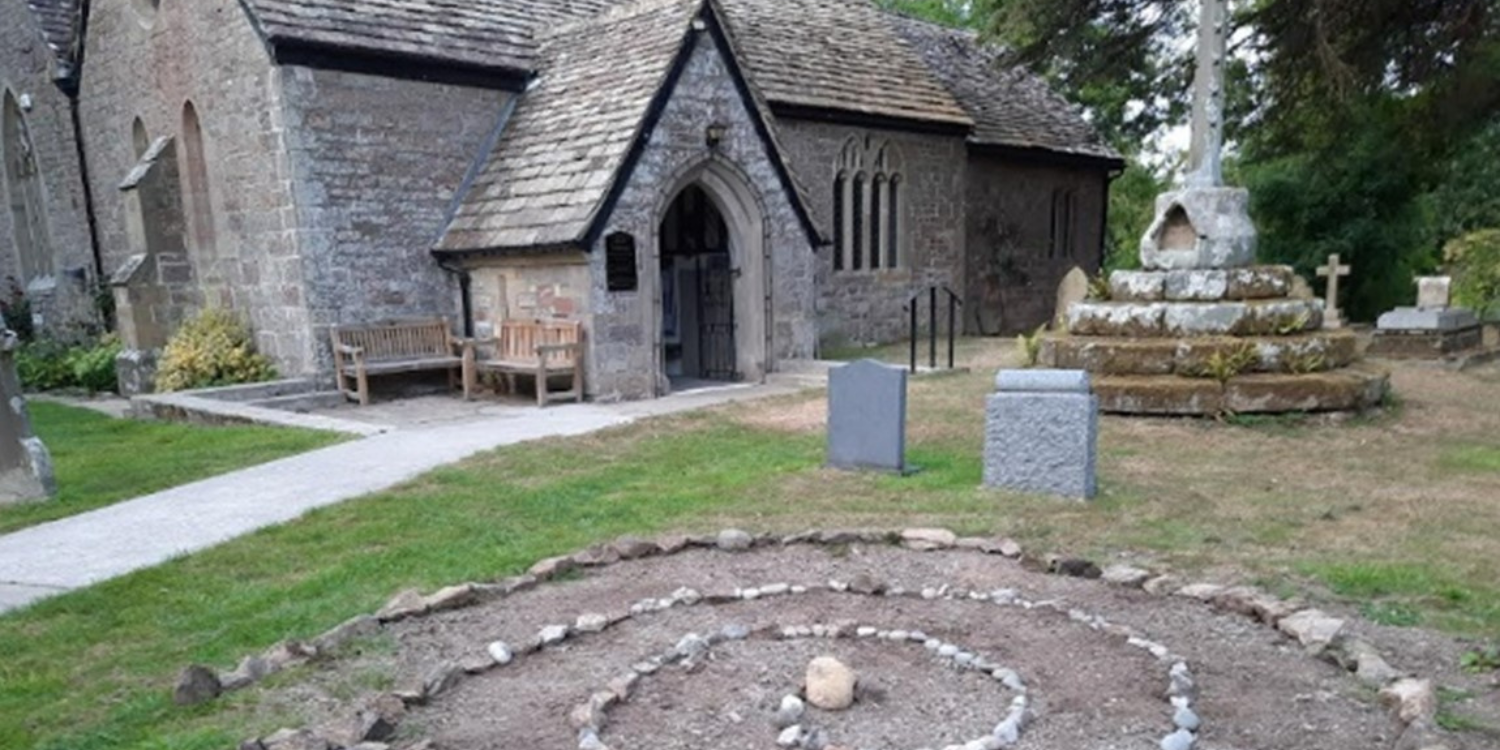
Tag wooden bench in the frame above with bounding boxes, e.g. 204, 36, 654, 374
469, 319, 584, 407
330, 317, 474, 406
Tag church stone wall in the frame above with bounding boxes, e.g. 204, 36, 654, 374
964, 153, 1107, 335
773, 120, 968, 349
0, 4, 97, 333
587, 30, 817, 401
79, 0, 314, 372
278, 68, 509, 373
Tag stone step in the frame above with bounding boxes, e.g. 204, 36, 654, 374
1092, 365, 1389, 415
1067, 298, 1323, 338
1110, 266, 1298, 302
1039, 331, 1358, 376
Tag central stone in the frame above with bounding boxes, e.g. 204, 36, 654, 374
1141, 187, 1257, 271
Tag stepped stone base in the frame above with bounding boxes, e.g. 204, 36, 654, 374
1068, 299, 1323, 338
1093, 365, 1389, 416
1368, 326, 1483, 360
1039, 331, 1358, 376
1110, 266, 1296, 302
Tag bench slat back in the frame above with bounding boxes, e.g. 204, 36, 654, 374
333, 319, 453, 362
499, 319, 580, 365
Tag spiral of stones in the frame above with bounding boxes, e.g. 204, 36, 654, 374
480, 579, 1204, 750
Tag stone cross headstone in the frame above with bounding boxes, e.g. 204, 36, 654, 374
1316, 254, 1351, 328
827, 359, 907, 474
0, 330, 56, 504
1053, 266, 1090, 329
1416, 276, 1452, 310
983, 369, 1097, 500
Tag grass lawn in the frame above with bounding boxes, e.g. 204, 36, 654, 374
0, 402, 345, 534
1, 346, 1498, 750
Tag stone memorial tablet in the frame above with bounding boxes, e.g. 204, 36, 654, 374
827, 359, 907, 473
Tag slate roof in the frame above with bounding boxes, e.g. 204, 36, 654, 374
887, 14, 1121, 162
23, 0, 85, 75
436, 0, 699, 251
243, 0, 617, 73
719, 0, 971, 128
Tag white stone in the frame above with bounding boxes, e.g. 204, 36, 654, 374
575, 613, 609, 633
1276, 609, 1346, 655
901, 527, 958, 549
716, 528, 753, 551
1102, 565, 1152, 587
1380, 678, 1437, 724
1160, 728, 1195, 750
486, 641, 514, 666
776, 725, 802, 747
539, 625, 569, 645
805, 656, 857, 711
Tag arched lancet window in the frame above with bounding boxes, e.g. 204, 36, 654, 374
3, 91, 52, 281
832, 172, 845, 271
1050, 188, 1077, 258
886, 176, 901, 269
851, 173, 865, 271
181, 101, 216, 257
870, 175, 885, 271
132, 117, 150, 160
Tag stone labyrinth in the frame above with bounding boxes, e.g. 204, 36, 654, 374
223, 530, 1451, 750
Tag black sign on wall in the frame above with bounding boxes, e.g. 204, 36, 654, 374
606, 232, 638, 292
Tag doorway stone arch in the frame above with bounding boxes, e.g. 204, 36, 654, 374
650, 155, 770, 394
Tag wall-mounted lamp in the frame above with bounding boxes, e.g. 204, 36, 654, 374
705, 122, 728, 149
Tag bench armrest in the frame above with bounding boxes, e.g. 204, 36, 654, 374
335, 343, 364, 356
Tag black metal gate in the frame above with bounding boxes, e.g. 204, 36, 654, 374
696, 253, 737, 381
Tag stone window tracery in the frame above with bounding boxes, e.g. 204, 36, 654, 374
833, 137, 903, 273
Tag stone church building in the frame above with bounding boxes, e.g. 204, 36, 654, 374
5, 0, 1119, 401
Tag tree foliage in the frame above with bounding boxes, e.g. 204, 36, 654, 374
967, 0, 1498, 318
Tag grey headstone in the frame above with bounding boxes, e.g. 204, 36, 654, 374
1054, 267, 1090, 328
1415, 276, 1452, 310
984, 369, 1097, 500
827, 359, 907, 473
0, 330, 56, 505
1377, 307, 1478, 332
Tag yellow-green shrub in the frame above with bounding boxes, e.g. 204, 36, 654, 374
154, 308, 276, 392
1445, 228, 1500, 317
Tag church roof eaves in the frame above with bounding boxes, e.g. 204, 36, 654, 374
717, 0, 974, 130
23, 0, 85, 79
886, 14, 1123, 165
435, 0, 825, 256
434, 0, 701, 254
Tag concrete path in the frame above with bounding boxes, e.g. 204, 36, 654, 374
0, 378, 814, 615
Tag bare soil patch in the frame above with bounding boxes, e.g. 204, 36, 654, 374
275, 544, 1495, 750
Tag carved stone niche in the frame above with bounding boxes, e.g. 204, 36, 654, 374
1140, 186, 1257, 271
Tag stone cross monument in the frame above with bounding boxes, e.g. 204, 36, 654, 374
1140, 0, 1256, 271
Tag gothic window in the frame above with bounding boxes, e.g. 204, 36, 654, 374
851, 173, 865, 271
1050, 188, 1077, 258
132, 117, 150, 160
886, 176, 901, 269
181, 102, 216, 256
832, 137, 904, 273
832, 172, 845, 271
3, 91, 52, 282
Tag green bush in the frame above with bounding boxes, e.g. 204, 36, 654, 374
15, 335, 122, 394
155, 308, 277, 392
1444, 229, 1500, 318
1, 277, 35, 342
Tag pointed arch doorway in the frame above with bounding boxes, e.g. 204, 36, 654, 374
652, 160, 769, 395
